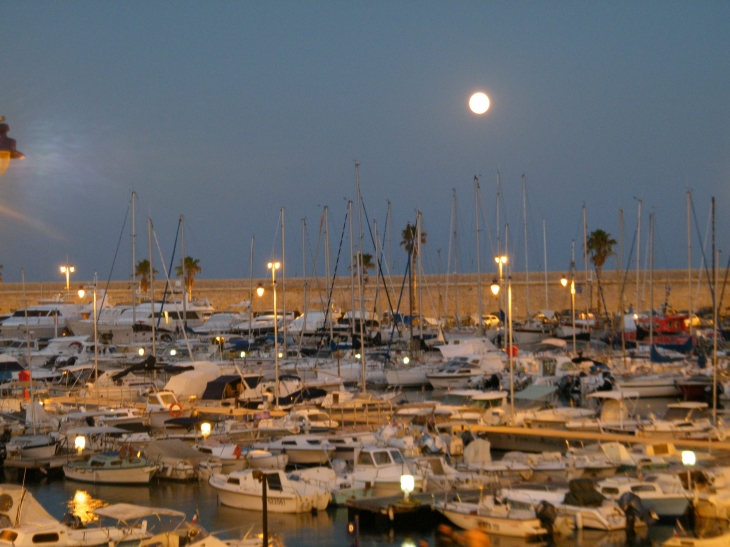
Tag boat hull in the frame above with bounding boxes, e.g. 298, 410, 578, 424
438, 507, 547, 538
63, 464, 157, 484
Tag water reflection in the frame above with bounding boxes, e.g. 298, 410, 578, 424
67, 490, 106, 524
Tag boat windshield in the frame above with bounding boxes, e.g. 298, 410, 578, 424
389, 450, 404, 464
663, 407, 708, 420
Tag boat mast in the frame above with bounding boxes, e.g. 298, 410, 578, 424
281, 207, 287, 353
712, 197, 718, 424
148, 218, 156, 357
475, 176, 483, 335
583, 205, 589, 325
543, 218, 548, 308
445, 190, 455, 324
22, 268, 35, 435
248, 236, 255, 344
687, 192, 693, 339
181, 214, 187, 324
348, 201, 356, 336
324, 206, 334, 342
649, 213, 654, 358
417, 211, 424, 343
131, 191, 137, 342
636, 199, 642, 311
619, 208, 626, 369
506, 224, 514, 420
355, 163, 367, 393
301, 218, 308, 347
522, 175, 530, 318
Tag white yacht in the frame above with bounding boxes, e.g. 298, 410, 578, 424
0, 299, 90, 340
426, 355, 504, 389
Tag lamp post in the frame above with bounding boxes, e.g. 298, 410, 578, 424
78, 273, 98, 381
560, 275, 577, 356
495, 256, 508, 339
268, 261, 281, 408
60, 263, 75, 295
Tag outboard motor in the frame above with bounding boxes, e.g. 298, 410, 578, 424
535, 500, 558, 536
618, 492, 656, 537
485, 373, 501, 391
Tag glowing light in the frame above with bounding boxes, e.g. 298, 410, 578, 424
73, 491, 88, 504
170, 349, 177, 356
201, 422, 212, 438
682, 451, 696, 466
240, 351, 246, 358
256, 283, 264, 297
560, 277, 568, 288
495, 255, 508, 265
74, 436, 86, 451
138, 348, 145, 356
401, 474, 415, 496
355, 353, 361, 359
469, 92, 490, 114
490, 279, 500, 295
267, 262, 281, 270
77, 289, 86, 298
403, 356, 410, 365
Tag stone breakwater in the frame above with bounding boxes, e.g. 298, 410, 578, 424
0, 270, 715, 319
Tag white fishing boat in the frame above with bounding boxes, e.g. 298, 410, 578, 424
435, 495, 549, 538
352, 446, 424, 497
254, 434, 334, 465
597, 474, 691, 518
426, 355, 503, 389
5, 434, 60, 460
195, 443, 287, 472
209, 469, 330, 513
63, 450, 158, 484
502, 480, 630, 531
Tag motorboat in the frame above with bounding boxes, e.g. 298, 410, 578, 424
426, 355, 504, 389
564, 390, 644, 434
636, 402, 720, 440
461, 439, 533, 482
194, 443, 288, 472
352, 445, 423, 497
0, 299, 89, 341
411, 456, 498, 492
614, 372, 683, 398
209, 469, 330, 513
501, 451, 584, 483
254, 434, 334, 465
502, 479, 631, 531
596, 474, 691, 518
5, 434, 60, 460
63, 450, 158, 484
435, 493, 551, 538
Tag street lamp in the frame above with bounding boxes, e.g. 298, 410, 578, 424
268, 261, 281, 407
60, 264, 75, 294
78, 273, 99, 381
560, 272, 577, 356
256, 283, 264, 298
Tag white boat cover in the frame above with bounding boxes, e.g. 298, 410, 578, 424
93, 503, 185, 521
463, 438, 493, 465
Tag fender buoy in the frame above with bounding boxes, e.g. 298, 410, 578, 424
169, 402, 183, 418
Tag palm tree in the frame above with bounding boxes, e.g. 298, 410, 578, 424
0, 264, 3, 283
352, 252, 374, 286
134, 259, 157, 295
400, 222, 427, 313
175, 256, 202, 300
586, 229, 617, 309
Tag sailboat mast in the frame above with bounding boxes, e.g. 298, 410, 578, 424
543, 218, 548, 308
281, 207, 287, 352
324, 206, 333, 341
148, 218, 156, 357
22, 268, 35, 434
687, 192, 693, 339
475, 176, 483, 334
712, 197, 717, 424
301, 218, 308, 346
354, 163, 367, 392
417, 211, 424, 342
181, 214, 187, 325
249, 237, 255, 343
583, 205, 589, 323
619, 208, 626, 368
131, 191, 137, 341
636, 199, 642, 311
348, 201, 355, 335
445, 190, 455, 323
649, 213, 654, 351
522, 175, 529, 318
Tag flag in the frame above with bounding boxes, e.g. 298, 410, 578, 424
192, 507, 200, 524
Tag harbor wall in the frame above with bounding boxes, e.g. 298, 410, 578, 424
0, 270, 718, 321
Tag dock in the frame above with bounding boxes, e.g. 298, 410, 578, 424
346, 489, 481, 529
3, 453, 86, 475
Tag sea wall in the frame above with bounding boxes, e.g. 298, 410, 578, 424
0, 269, 717, 321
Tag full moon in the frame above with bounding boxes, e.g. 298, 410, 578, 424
469, 92, 490, 114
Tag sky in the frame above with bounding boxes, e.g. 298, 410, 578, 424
1, 1, 729, 285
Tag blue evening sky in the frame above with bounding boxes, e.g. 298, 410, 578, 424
1, 1, 728, 285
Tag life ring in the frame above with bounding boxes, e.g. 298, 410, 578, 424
119, 445, 129, 459
69, 342, 83, 354
169, 402, 183, 418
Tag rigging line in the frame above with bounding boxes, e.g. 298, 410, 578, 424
270, 210, 282, 261
359, 196, 400, 324
717, 251, 730, 315
478, 189, 497, 273
155, 217, 181, 331
100, 202, 130, 311
618, 229, 638, 311
387, 245, 412, 356
691, 197, 715, 302
319, 206, 348, 346
151, 225, 192, 354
